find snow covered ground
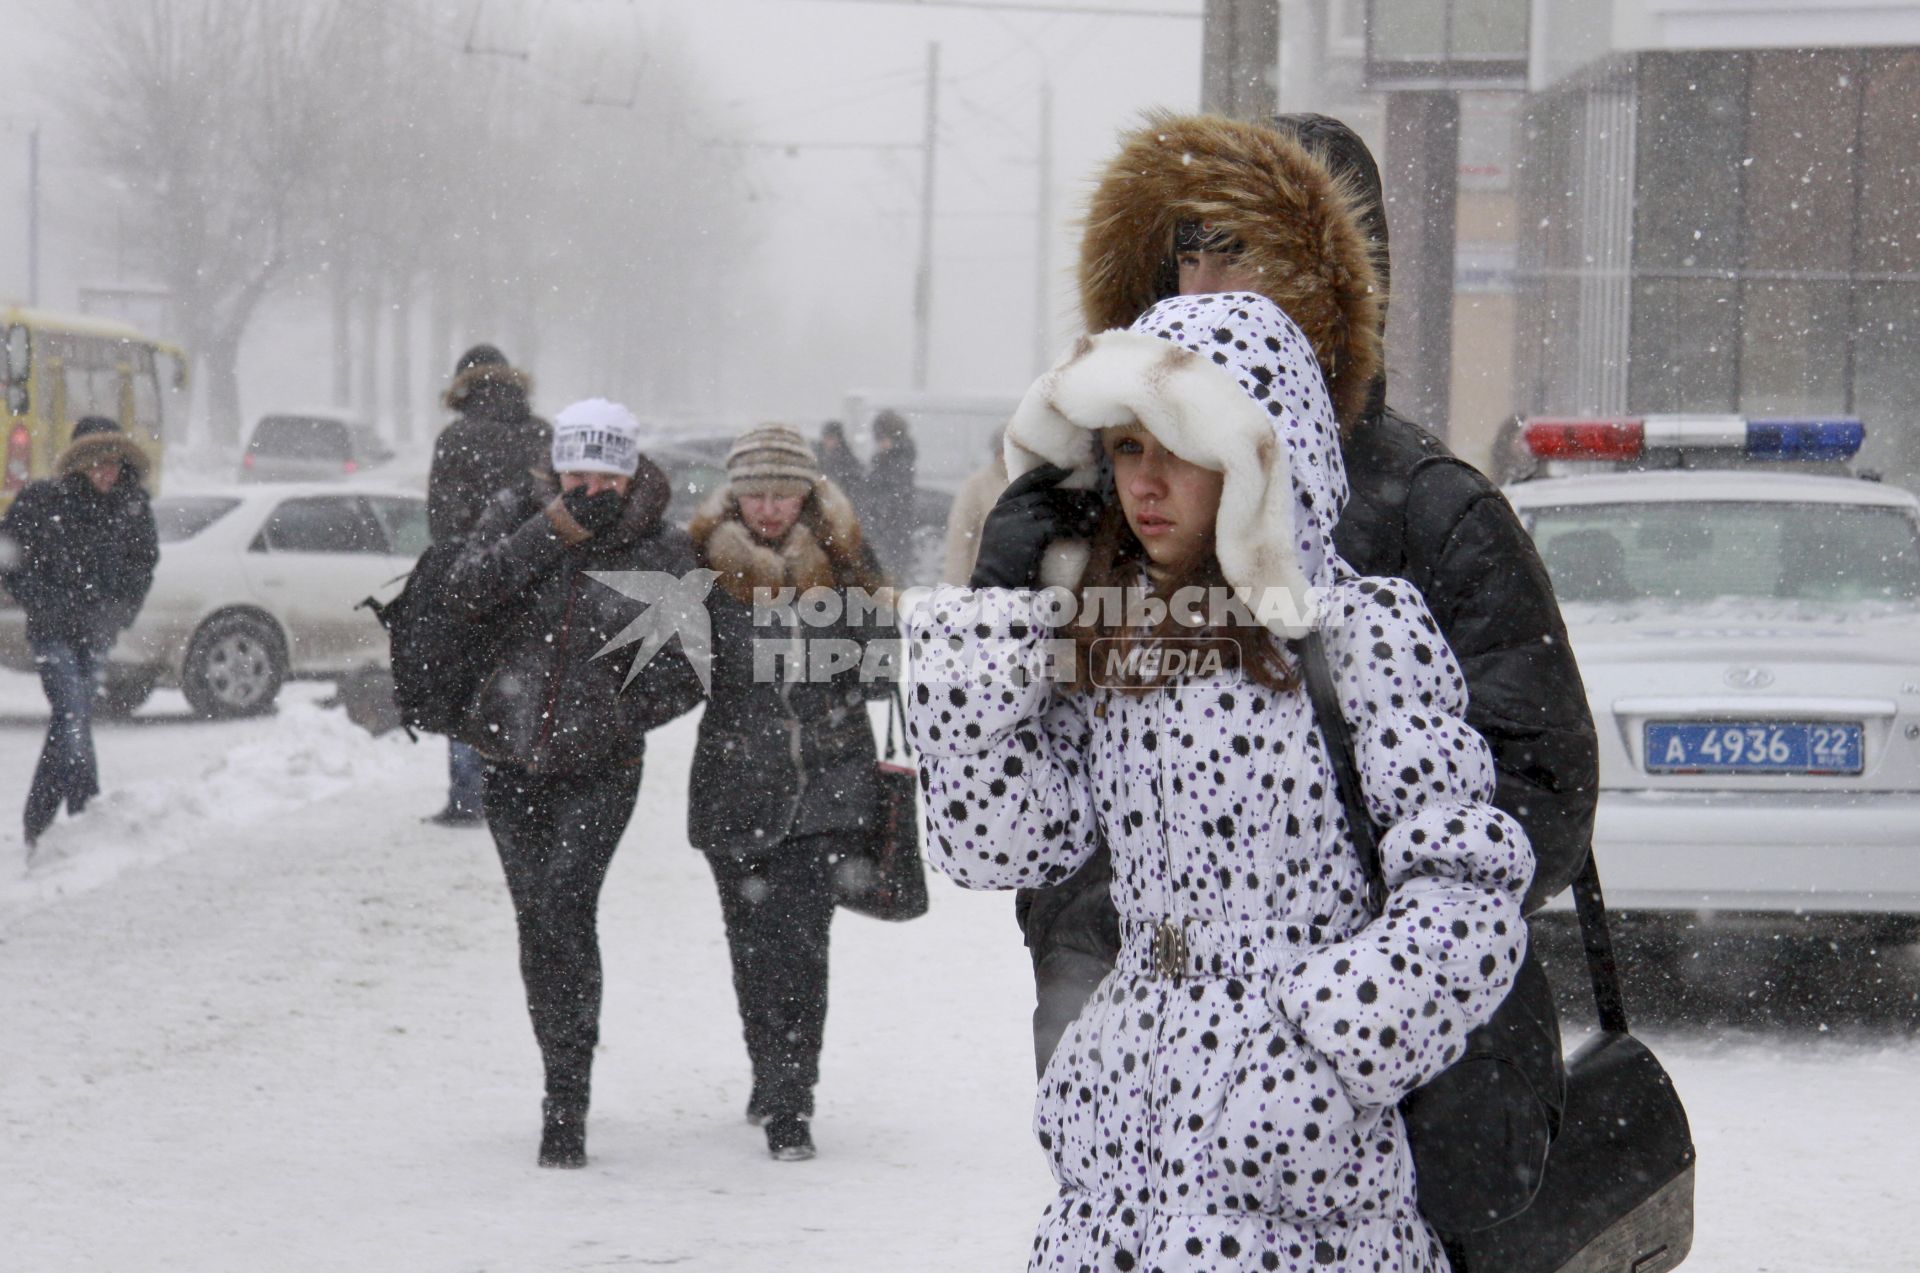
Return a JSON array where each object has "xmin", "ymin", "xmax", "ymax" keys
[{"xmin": 2, "ymin": 673, "xmax": 1916, "ymax": 1271}]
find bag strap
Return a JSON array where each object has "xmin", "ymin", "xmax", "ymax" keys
[
  {"xmin": 1293, "ymin": 630, "xmax": 1387, "ymax": 914},
  {"xmin": 884, "ymin": 681, "xmax": 907, "ymax": 761},
  {"xmin": 1293, "ymin": 630, "xmax": 1631, "ymax": 1036}
]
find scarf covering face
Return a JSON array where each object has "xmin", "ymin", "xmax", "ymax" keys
[{"xmin": 1003, "ymin": 291, "xmax": 1348, "ymax": 637}]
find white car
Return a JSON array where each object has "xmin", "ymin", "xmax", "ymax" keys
[
  {"xmin": 1506, "ymin": 417, "xmax": 1920, "ymax": 944},
  {"xmin": 0, "ymin": 483, "xmax": 427, "ymax": 717}
]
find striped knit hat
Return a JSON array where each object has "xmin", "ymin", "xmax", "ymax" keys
[{"xmin": 726, "ymin": 424, "xmax": 821, "ymax": 499}]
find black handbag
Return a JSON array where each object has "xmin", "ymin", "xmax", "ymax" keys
[
  {"xmin": 833, "ymin": 685, "xmax": 930, "ymax": 922},
  {"xmin": 1297, "ymin": 629, "xmax": 1695, "ymax": 1272}
]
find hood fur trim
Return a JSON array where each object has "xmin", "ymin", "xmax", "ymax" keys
[
  {"xmin": 57, "ymin": 431, "xmax": 151, "ymax": 482},
  {"xmin": 690, "ymin": 477, "xmax": 868, "ymax": 605},
  {"xmin": 1006, "ymin": 324, "xmax": 1324, "ymax": 639},
  {"xmin": 443, "ymin": 361, "xmax": 532, "ymax": 411},
  {"xmin": 1078, "ymin": 111, "xmax": 1383, "ymax": 429}
]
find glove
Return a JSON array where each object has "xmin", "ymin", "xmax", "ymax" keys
[
  {"xmin": 968, "ymin": 463, "xmax": 1103, "ymax": 590},
  {"xmin": 560, "ymin": 485, "xmax": 625, "ymax": 535}
]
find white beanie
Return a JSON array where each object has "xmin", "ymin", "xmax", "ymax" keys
[{"xmin": 551, "ymin": 398, "xmax": 643, "ymax": 477}]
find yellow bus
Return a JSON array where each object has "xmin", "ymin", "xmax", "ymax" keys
[{"xmin": 0, "ymin": 306, "xmax": 186, "ymax": 507}]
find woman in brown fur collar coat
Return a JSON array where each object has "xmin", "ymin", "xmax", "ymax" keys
[{"xmin": 687, "ymin": 425, "xmax": 894, "ymax": 1163}]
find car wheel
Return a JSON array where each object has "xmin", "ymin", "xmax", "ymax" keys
[
  {"xmin": 94, "ymin": 667, "xmax": 159, "ymax": 719},
  {"xmin": 181, "ymin": 613, "xmax": 286, "ymax": 718}
]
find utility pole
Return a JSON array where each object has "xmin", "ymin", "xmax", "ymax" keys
[
  {"xmin": 1200, "ymin": 0, "xmax": 1279, "ymax": 120},
  {"xmin": 27, "ymin": 124, "xmax": 40, "ymax": 306},
  {"xmin": 912, "ymin": 41, "xmax": 940, "ymax": 391},
  {"xmin": 1033, "ymin": 79, "xmax": 1054, "ymax": 376}
]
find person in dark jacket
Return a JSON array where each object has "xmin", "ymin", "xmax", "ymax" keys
[
  {"xmin": 1019, "ymin": 110, "xmax": 1599, "ymax": 1122},
  {"xmin": 815, "ymin": 420, "xmax": 866, "ymax": 500},
  {"xmin": 2, "ymin": 417, "xmax": 159, "ymax": 852},
  {"xmin": 687, "ymin": 425, "xmax": 894, "ymax": 1162},
  {"xmin": 426, "ymin": 344, "xmax": 552, "ymax": 825},
  {"xmin": 448, "ymin": 397, "xmax": 705, "ymax": 1168},
  {"xmin": 859, "ymin": 410, "xmax": 918, "ymax": 579}
]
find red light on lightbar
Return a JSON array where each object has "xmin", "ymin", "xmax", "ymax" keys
[{"xmin": 1524, "ymin": 418, "xmax": 1644, "ymax": 461}]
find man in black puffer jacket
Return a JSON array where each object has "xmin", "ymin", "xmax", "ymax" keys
[
  {"xmin": 449, "ymin": 398, "xmax": 706, "ymax": 1169},
  {"xmin": 1020, "ymin": 111, "xmax": 1599, "ymax": 1179},
  {"xmin": 425, "ymin": 344, "xmax": 553, "ymax": 825},
  {"xmin": 3, "ymin": 417, "xmax": 159, "ymax": 850}
]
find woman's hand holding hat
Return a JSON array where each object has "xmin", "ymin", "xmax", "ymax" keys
[{"xmin": 968, "ymin": 464, "xmax": 1103, "ymax": 591}]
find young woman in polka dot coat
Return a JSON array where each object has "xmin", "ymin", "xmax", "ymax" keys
[{"xmin": 908, "ymin": 292, "xmax": 1534, "ymax": 1272}]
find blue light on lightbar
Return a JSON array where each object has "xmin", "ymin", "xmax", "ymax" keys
[{"xmin": 1745, "ymin": 419, "xmax": 1864, "ymax": 461}]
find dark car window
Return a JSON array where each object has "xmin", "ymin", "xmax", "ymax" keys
[
  {"xmin": 248, "ymin": 416, "xmax": 351, "ymax": 461},
  {"xmin": 1528, "ymin": 501, "xmax": 1920, "ymax": 605},
  {"xmin": 153, "ymin": 497, "xmax": 241, "ymax": 543},
  {"xmin": 255, "ymin": 496, "xmax": 389, "ymax": 555},
  {"xmin": 366, "ymin": 496, "xmax": 430, "ymax": 557}
]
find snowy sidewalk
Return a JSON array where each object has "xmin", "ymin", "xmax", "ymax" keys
[
  {"xmin": 1, "ymin": 708, "xmax": 1047, "ymax": 1271},
  {"xmin": 2, "ymin": 695, "xmax": 1918, "ymax": 1270}
]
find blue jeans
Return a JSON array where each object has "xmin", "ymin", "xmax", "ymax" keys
[
  {"xmin": 26, "ymin": 638, "xmax": 100, "ymax": 841},
  {"xmin": 448, "ymin": 739, "xmax": 484, "ymax": 816}
]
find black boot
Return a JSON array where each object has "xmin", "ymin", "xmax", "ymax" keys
[
  {"xmin": 765, "ymin": 1115, "xmax": 815, "ymax": 1162},
  {"xmin": 538, "ymin": 1097, "xmax": 588, "ymax": 1168}
]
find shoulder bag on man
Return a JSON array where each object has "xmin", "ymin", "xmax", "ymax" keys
[{"xmin": 1298, "ymin": 629, "xmax": 1695, "ymax": 1273}]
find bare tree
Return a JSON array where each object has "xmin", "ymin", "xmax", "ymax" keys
[{"xmin": 63, "ymin": 0, "xmax": 350, "ymax": 445}]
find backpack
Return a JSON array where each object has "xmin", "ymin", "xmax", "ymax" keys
[{"xmin": 360, "ymin": 538, "xmax": 500, "ymax": 736}]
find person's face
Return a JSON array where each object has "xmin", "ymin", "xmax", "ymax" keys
[
  {"xmin": 1176, "ymin": 248, "xmax": 1259, "ymax": 296},
  {"xmin": 85, "ymin": 460, "xmax": 122, "ymax": 495},
  {"xmin": 1103, "ymin": 426, "xmax": 1223, "ymax": 574},
  {"xmin": 739, "ymin": 491, "xmax": 805, "ymax": 543},
  {"xmin": 558, "ymin": 472, "xmax": 631, "ymax": 498}
]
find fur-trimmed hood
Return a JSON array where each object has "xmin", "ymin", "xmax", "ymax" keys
[
  {"xmin": 443, "ymin": 361, "xmax": 533, "ymax": 416},
  {"xmin": 1078, "ymin": 111, "xmax": 1383, "ymax": 429},
  {"xmin": 1006, "ymin": 292, "xmax": 1347, "ymax": 639},
  {"xmin": 689, "ymin": 478, "xmax": 873, "ymax": 605},
  {"xmin": 56, "ymin": 430, "xmax": 151, "ymax": 483}
]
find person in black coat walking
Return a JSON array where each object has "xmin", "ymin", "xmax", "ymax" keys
[
  {"xmin": 1020, "ymin": 112, "xmax": 1598, "ymax": 1151},
  {"xmin": 859, "ymin": 410, "xmax": 918, "ymax": 579},
  {"xmin": 2, "ymin": 417, "xmax": 159, "ymax": 851},
  {"xmin": 687, "ymin": 425, "xmax": 894, "ymax": 1162},
  {"xmin": 426, "ymin": 344, "xmax": 553, "ymax": 825},
  {"xmin": 448, "ymin": 398, "xmax": 705, "ymax": 1168}
]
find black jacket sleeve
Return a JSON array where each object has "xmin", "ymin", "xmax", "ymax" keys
[
  {"xmin": 1398, "ymin": 457, "xmax": 1600, "ymax": 910},
  {"xmin": 109, "ymin": 489, "xmax": 160, "ymax": 628},
  {"xmin": 445, "ymin": 491, "xmax": 571, "ymax": 620},
  {"xmin": 427, "ymin": 426, "xmax": 480, "ymax": 544}
]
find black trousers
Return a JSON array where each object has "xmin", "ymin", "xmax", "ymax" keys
[
  {"xmin": 483, "ymin": 762, "xmax": 643, "ymax": 1105},
  {"xmin": 706, "ymin": 835, "xmax": 843, "ymax": 1122}
]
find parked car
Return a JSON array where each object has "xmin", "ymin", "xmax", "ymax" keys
[
  {"xmin": 0, "ymin": 483, "xmax": 427, "ymax": 717},
  {"xmin": 1505, "ymin": 416, "xmax": 1920, "ymax": 949},
  {"xmin": 241, "ymin": 412, "xmax": 394, "ymax": 482}
]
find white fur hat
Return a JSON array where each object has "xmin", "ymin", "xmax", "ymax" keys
[
  {"xmin": 551, "ymin": 398, "xmax": 644, "ymax": 477},
  {"xmin": 1002, "ymin": 292, "xmax": 1350, "ymax": 638}
]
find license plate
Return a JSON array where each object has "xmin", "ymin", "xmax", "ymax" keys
[{"xmin": 1644, "ymin": 721, "xmax": 1864, "ymax": 775}]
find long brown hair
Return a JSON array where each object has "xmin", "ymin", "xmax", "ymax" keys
[{"xmin": 1064, "ymin": 502, "xmax": 1297, "ymax": 695}]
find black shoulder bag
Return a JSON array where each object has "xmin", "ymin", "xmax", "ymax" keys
[
  {"xmin": 1297, "ymin": 629, "xmax": 1695, "ymax": 1273},
  {"xmin": 834, "ymin": 684, "xmax": 930, "ymax": 922}
]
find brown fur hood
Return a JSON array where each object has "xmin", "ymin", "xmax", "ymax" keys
[
  {"xmin": 689, "ymin": 479, "xmax": 876, "ymax": 605},
  {"xmin": 1078, "ymin": 111, "xmax": 1384, "ymax": 429},
  {"xmin": 56, "ymin": 430, "xmax": 151, "ymax": 483},
  {"xmin": 443, "ymin": 361, "xmax": 532, "ymax": 412}
]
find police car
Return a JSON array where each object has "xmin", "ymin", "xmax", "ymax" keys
[{"xmin": 1504, "ymin": 416, "xmax": 1920, "ymax": 945}]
